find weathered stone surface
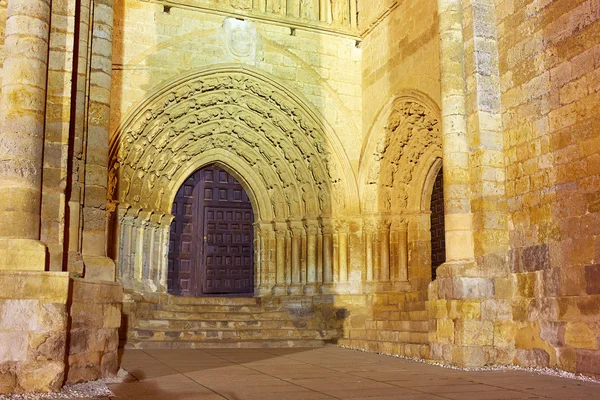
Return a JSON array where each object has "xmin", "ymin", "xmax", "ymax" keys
[
  {"xmin": 100, "ymin": 350, "xmax": 118, "ymax": 378},
  {"xmin": 0, "ymin": 366, "xmax": 17, "ymax": 394},
  {"xmin": 17, "ymin": 361, "xmax": 64, "ymax": 393},
  {"xmin": 585, "ymin": 264, "xmax": 600, "ymax": 295},
  {"xmin": 0, "ymin": 333, "xmax": 28, "ymax": 364},
  {"xmin": 0, "ymin": 300, "xmax": 38, "ymax": 331},
  {"xmin": 29, "ymin": 332, "xmax": 67, "ymax": 361}
]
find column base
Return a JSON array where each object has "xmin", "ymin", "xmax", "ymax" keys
[
  {"xmin": 0, "ymin": 238, "xmax": 47, "ymax": 271},
  {"xmin": 256, "ymin": 285, "xmax": 272, "ymax": 297},
  {"xmin": 287, "ymin": 283, "xmax": 303, "ymax": 295},
  {"xmin": 83, "ymin": 256, "xmax": 116, "ymax": 282},
  {"xmin": 319, "ymin": 283, "xmax": 336, "ymax": 294},
  {"xmin": 303, "ymin": 284, "xmax": 317, "ymax": 295},
  {"xmin": 272, "ymin": 284, "xmax": 288, "ymax": 296}
]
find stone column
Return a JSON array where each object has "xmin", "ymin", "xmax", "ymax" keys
[
  {"xmin": 287, "ymin": 0, "xmax": 300, "ymax": 17},
  {"xmin": 337, "ymin": 219, "xmax": 349, "ymax": 282},
  {"xmin": 431, "ymin": 0, "xmax": 507, "ymax": 368},
  {"xmin": 272, "ymin": 222, "xmax": 288, "ymax": 295},
  {"xmin": 288, "ymin": 221, "xmax": 304, "ymax": 294},
  {"xmin": 253, "ymin": 0, "xmax": 266, "ymax": 11},
  {"xmin": 320, "ymin": 217, "xmax": 334, "ymax": 293},
  {"xmin": 132, "ymin": 211, "xmax": 151, "ymax": 291},
  {"xmin": 363, "ymin": 217, "xmax": 376, "ymax": 282},
  {"xmin": 379, "ymin": 220, "xmax": 391, "ymax": 282},
  {"xmin": 253, "ymin": 223, "xmax": 262, "ymax": 294},
  {"xmin": 319, "ymin": 0, "xmax": 329, "ymax": 22},
  {"xmin": 390, "ymin": 219, "xmax": 408, "ymax": 282},
  {"xmin": 113, "ymin": 204, "xmax": 129, "ymax": 280},
  {"xmin": 0, "ymin": 0, "xmax": 52, "ymax": 270},
  {"xmin": 349, "ymin": 0, "xmax": 357, "ymax": 28},
  {"xmin": 304, "ymin": 220, "xmax": 319, "ymax": 294},
  {"xmin": 81, "ymin": 0, "xmax": 115, "ymax": 280},
  {"xmin": 258, "ymin": 222, "xmax": 275, "ymax": 296},
  {"xmin": 157, "ymin": 214, "xmax": 174, "ymax": 292}
]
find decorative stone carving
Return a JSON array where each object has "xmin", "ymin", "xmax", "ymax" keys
[
  {"xmin": 361, "ymin": 97, "xmax": 441, "ymax": 214},
  {"xmin": 109, "ymin": 69, "xmax": 357, "ymax": 220}
]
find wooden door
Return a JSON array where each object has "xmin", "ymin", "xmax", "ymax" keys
[
  {"xmin": 168, "ymin": 165, "xmax": 254, "ymax": 296},
  {"xmin": 168, "ymin": 171, "xmax": 202, "ymax": 296},
  {"xmin": 430, "ymin": 167, "xmax": 446, "ymax": 280}
]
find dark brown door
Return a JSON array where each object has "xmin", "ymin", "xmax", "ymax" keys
[
  {"xmin": 430, "ymin": 167, "xmax": 446, "ymax": 280},
  {"xmin": 168, "ymin": 171, "xmax": 202, "ymax": 296},
  {"xmin": 168, "ymin": 165, "xmax": 254, "ymax": 296}
]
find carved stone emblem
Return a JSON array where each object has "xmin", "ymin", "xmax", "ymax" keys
[{"xmin": 223, "ymin": 18, "xmax": 257, "ymax": 59}]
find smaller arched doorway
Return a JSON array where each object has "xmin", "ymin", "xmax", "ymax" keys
[
  {"xmin": 167, "ymin": 164, "xmax": 255, "ymax": 296},
  {"xmin": 430, "ymin": 167, "xmax": 445, "ymax": 280}
]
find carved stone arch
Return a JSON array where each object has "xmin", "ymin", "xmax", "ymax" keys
[
  {"xmin": 358, "ymin": 91, "xmax": 441, "ymax": 215},
  {"xmin": 408, "ymin": 148, "xmax": 443, "ymax": 213},
  {"xmin": 166, "ymin": 148, "xmax": 276, "ymax": 222},
  {"xmin": 109, "ymin": 64, "xmax": 359, "ymax": 218},
  {"xmin": 109, "ymin": 65, "xmax": 360, "ymax": 296}
]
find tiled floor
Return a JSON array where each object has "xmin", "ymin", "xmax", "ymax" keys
[{"xmin": 99, "ymin": 347, "xmax": 600, "ymax": 399}]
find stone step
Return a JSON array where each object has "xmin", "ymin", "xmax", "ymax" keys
[
  {"xmin": 149, "ymin": 309, "xmax": 291, "ymax": 321},
  {"xmin": 166, "ymin": 295, "xmax": 258, "ymax": 306},
  {"xmin": 128, "ymin": 328, "xmax": 339, "ymax": 341},
  {"xmin": 156, "ymin": 303, "xmax": 266, "ymax": 313},
  {"xmin": 123, "ymin": 339, "xmax": 327, "ymax": 350},
  {"xmin": 137, "ymin": 318, "xmax": 299, "ymax": 330}
]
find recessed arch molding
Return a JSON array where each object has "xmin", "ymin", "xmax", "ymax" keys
[{"xmin": 108, "ymin": 67, "xmax": 440, "ymax": 296}]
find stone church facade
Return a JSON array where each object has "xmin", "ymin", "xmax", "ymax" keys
[{"xmin": 0, "ymin": 0, "xmax": 599, "ymax": 393}]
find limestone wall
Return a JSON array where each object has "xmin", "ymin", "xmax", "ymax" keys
[
  {"xmin": 0, "ymin": 1, "xmax": 6, "ymax": 98},
  {"xmin": 361, "ymin": 0, "xmax": 440, "ymax": 134},
  {"xmin": 111, "ymin": 1, "xmax": 362, "ymax": 165},
  {"xmin": 0, "ymin": 271, "xmax": 70, "ymax": 393},
  {"xmin": 499, "ymin": 0, "xmax": 600, "ymax": 377},
  {"xmin": 67, "ymin": 279, "xmax": 122, "ymax": 384}
]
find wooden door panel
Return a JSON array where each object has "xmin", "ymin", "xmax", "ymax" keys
[
  {"xmin": 168, "ymin": 172, "xmax": 201, "ymax": 296},
  {"xmin": 168, "ymin": 165, "xmax": 254, "ymax": 296}
]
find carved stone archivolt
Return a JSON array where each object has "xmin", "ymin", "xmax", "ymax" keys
[
  {"xmin": 109, "ymin": 66, "xmax": 358, "ymax": 219},
  {"xmin": 360, "ymin": 95, "xmax": 442, "ymax": 215},
  {"xmin": 109, "ymin": 65, "xmax": 360, "ymax": 295}
]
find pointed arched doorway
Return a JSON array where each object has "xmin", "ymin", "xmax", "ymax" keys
[{"xmin": 167, "ymin": 164, "xmax": 255, "ymax": 296}]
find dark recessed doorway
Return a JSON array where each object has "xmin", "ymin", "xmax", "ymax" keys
[
  {"xmin": 430, "ymin": 167, "xmax": 446, "ymax": 280},
  {"xmin": 168, "ymin": 165, "xmax": 254, "ymax": 296}
]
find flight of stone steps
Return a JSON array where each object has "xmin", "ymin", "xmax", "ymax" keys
[{"xmin": 121, "ymin": 292, "xmax": 341, "ymax": 349}]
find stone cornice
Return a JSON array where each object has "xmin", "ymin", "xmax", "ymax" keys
[{"xmin": 140, "ymin": 0, "xmax": 361, "ymax": 40}]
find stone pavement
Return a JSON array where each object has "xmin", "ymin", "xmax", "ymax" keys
[{"xmin": 98, "ymin": 347, "xmax": 600, "ymax": 400}]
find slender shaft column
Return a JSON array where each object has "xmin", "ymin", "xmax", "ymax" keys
[
  {"xmin": 364, "ymin": 218, "xmax": 376, "ymax": 282},
  {"xmin": 288, "ymin": 221, "xmax": 303, "ymax": 295},
  {"xmin": 379, "ymin": 220, "xmax": 391, "ymax": 282},
  {"xmin": 133, "ymin": 211, "xmax": 151, "ymax": 289},
  {"xmin": 373, "ymin": 222, "xmax": 381, "ymax": 282},
  {"xmin": 272, "ymin": 222, "xmax": 288, "ymax": 295},
  {"xmin": 0, "ymin": 0, "xmax": 51, "ymax": 243},
  {"xmin": 350, "ymin": 0, "xmax": 357, "ymax": 28},
  {"xmin": 287, "ymin": 0, "xmax": 299, "ymax": 17},
  {"xmin": 397, "ymin": 225, "xmax": 408, "ymax": 281},
  {"xmin": 253, "ymin": 223, "xmax": 261, "ymax": 293},
  {"xmin": 66, "ymin": 0, "xmax": 92, "ymax": 274},
  {"xmin": 320, "ymin": 218, "xmax": 334, "ymax": 292},
  {"xmin": 258, "ymin": 222, "xmax": 275, "ymax": 296},
  {"xmin": 390, "ymin": 219, "xmax": 408, "ymax": 281},
  {"xmin": 337, "ymin": 220, "xmax": 349, "ymax": 282},
  {"xmin": 304, "ymin": 220, "xmax": 319, "ymax": 294},
  {"xmin": 253, "ymin": 0, "xmax": 265, "ymax": 11},
  {"xmin": 157, "ymin": 215, "xmax": 174, "ymax": 291},
  {"xmin": 82, "ymin": 0, "xmax": 114, "ymax": 257}
]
